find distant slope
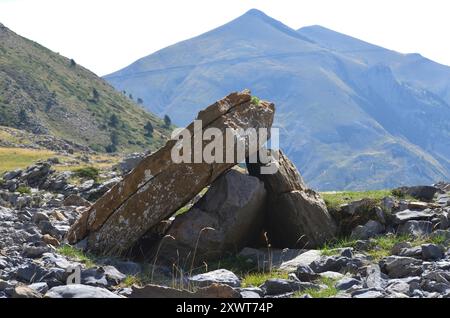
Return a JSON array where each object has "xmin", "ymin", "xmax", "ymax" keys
[
  {"xmin": 104, "ymin": 9, "xmax": 450, "ymax": 191},
  {"xmin": 0, "ymin": 23, "xmax": 170, "ymax": 153}
]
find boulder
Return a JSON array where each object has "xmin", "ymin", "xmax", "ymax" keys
[
  {"xmin": 247, "ymin": 150, "xmax": 336, "ymax": 248},
  {"xmin": 67, "ymin": 91, "xmax": 275, "ymax": 255},
  {"xmin": 351, "ymin": 220, "xmax": 384, "ymax": 240},
  {"xmin": 421, "ymin": 244, "xmax": 445, "ymax": 261},
  {"xmin": 393, "ymin": 186, "xmax": 439, "ymax": 201},
  {"xmin": 397, "ymin": 221, "xmax": 433, "ymax": 237},
  {"xmin": 158, "ymin": 170, "xmax": 266, "ymax": 264},
  {"xmin": 393, "ymin": 209, "xmax": 437, "ymax": 224},
  {"xmin": 188, "ymin": 269, "xmax": 241, "ymax": 288},
  {"xmin": 380, "ymin": 256, "xmax": 423, "ymax": 278}
]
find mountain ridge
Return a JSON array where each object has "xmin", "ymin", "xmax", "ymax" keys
[
  {"xmin": 0, "ymin": 22, "xmax": 171, "ymax": 153},
  {"xmin": 104, "ymin": 9, "xmax": 450, "ymax": 191}
]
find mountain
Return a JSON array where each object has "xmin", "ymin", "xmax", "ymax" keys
[
  {"xmin": 0, "ymin": 23, "xmax": 171, "ymax": 153},
  {"xmin": 104, "ymin": 9, "xmax": 450, "ymax": 191}
]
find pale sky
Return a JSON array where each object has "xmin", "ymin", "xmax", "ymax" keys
[{"xmin": 1, "ymin": 0, "xmax": 449, "ymax": 76}]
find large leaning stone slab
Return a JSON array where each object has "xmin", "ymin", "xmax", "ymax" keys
[
  {"xmin": 67, "ymin": 91, "xmax": 274, "ymax": 255},
  {"xmin": 248, "ymin": 150, "xmax": 336, "ymax": 248}
]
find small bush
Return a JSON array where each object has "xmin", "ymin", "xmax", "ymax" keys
[
  {"xmin": 17, "ymin": 186, "xmax": 31, "ymax": 195},
  {"xmin": 73, "ymin": 166, "xmax": 99, "ymax": 181},
  {"xmin": 251, "ymin": 96, "xmax": 260, "ymax": 105}
]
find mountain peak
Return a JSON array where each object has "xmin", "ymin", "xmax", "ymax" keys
[{"xmin": 243, "ymin": 8, "xmax": 269, "ymax": 18}]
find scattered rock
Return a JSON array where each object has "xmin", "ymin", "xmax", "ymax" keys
[
  {"xmin": 336, "ymin": 277, "xmax": 361, "ymax": 290},
  {"xmin": 188, "ymin": 269, "xmax": 241, "ymax": 288},
  {"xmin": 381, "ymin": 256, "xmax": 423, "ymax": 278},
  {"xmin": 393, "ymin": 186, "xmax": 439, "ymax": 202},
  {"xmin": 394, "ymin": 210, "xmax": 437, "ymax": 224},
  {"xmin": 12, "ymin": 285, "xmax": 42, "ymax": 298},
  {"xmin": 351, "ymin": 220, "xmax": 384, "ymax": 240},
  {"xmin": 421, "ymin": 244, "xmax": 444, "ymax": 261},
  {"xmin": 42, "ymin": 234, "xmax": 60, "ymax": 247},
  {"xmin": 397, "ymin": 221, "xmax": 433, "ymax": 237},
  {"xmin": 294, "ymin": 265, "xmax": 319, "ymax": 282},
  {"xmin": 63, "ymin": 195, "xmax": 91, "ymax": 207},
  {"xmin": 45, "ymin": 284, "xmax": 122, "ymax": 298}
]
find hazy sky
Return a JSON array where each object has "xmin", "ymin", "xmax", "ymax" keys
[{"xmin": 1, "ymin": 0, "xmax": 449, "ymax": 76}]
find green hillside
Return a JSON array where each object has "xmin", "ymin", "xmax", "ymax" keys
[{"xmin": 0, "ymin": 23, "xmax": 170, "ymax": 153}]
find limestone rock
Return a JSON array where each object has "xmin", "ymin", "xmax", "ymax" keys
[
  {"xmin": 67, "ymin": 91, "xmax": 274, "ymax": 255},
  {"xmin": 248, "ymin": 150, "xmax": 336, "ymax": 248},
  {"xmin": 158, "ymin": 170, "xmax": 266, "ymax": 264}
]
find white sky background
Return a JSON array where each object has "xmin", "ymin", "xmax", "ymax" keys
[{"xmin": 0, "ymin": 0, "xmax": 449, "ymax": 76}]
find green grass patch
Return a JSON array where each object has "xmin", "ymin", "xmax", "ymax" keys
[
  {"xmin": 17, "ymin": 186, "xmax": 31, "ymax": 195},
  {"xmin": 320, "ymin": 189, "xmax": 392, "ymax": 211},
  {"xmin": 320, "ymin": 237, "xmax": 358, "ymax": 256},
  {"xmin": 294, "ymin": 277, "xmax": 339, "ymax": 298},
  {"xmin": 56, "ymin": 244, "xmax": 97, "ymax": 268},
  {"xmin": 72, "ymin": 166, "xmax": 100, "ymax": 181},
  {"xmin": 241, "ymin": 271, "xmax": 289, "ymax": 288},
  {"xmin": 251, "ymin": 96, "xmax": 261, "ymax": 106}
]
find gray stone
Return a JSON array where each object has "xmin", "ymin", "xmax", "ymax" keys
[
  {"xmin": 398, "ymin": 246, "xmax": 422, "ymax": 258},
  {"xmin": 386, "ymin": 281, "xmax": 411, "ymax": 295},
  {"xmin": 240, "ymin": 287, "xmax": 263, "ymax": 298},
  {"xmin": 28, "ymin": 282, "xmax": 49, "ymax": 294},
  {"xmin": 421, "ymin": 244, "xmax": 444, "ymax": 261},
  {"xmin": 397, "ymin": 220, "xmax": 433, "ymax": 237},
  {"xmin": 3, "ymin": 169, "xmax": 22, "ymax": 181},
  {"xmin": 351, "ymin": 289, "xmax": 384, "ymax": 298},
  {"xmin": 81, "ymin": 268, "xmax": 108, "ymax": 287},
  {"xmin": 336, "ymin": 277, "xmax": 361, "ymax": 290},
  {"xmin": 102, "ymin": 265, "xmax": 126, "ymax": 285},
  {"xmin": 340, "ymin": 248, "xmax": 353, "ymax": 258},
  {"xmin": 161, "ymin": 170, "xmax": 267, "ymax": 264},
  {"xmin": 381, "ymin": 256, "xmax": 423, "ymax": 278},
  {"xmin": 248, "ymin": 149, "xmax": 336, "ymax": 248},
  {"xmin": 394, "ymin": 186, "xmax": 439, "ymax": 201},
  {"xmin": 188, "ymin": 269, "xmax": 241, "ymax": 288},
  {"xmin": 319, "ymin": 271, "xmax": 345, "ymax": 281},
  {"xmin": 278, "ymin": 250, "xmax": 322, "ymax": 272},
  {"xmin": 365, "ymin": 264, "xmax": 384, "ymax": 289},
  {"xmin": 351, "ymin": 220, "xmax": 384, "ymax": 240},
  {"xmin": 310, "ymin": 256, "xmax": 363, "ymax": 274},
  {"xmin": 394, "ymin": 210, "xmax": 437, "ymax": 224},
  {"xmin": 22, "ymin": 244, "xmax": 49, "ymax": 258},
  {"xmin": 45, "ymin": 284, "xmax": 122, "ymax": 298},
  {"xmin": 294, "ymin": 265, "xmax": 319, "ymax": 282},
  {"xmin": 391, "ymin": 242, "xmax": 412, "ymax": 255}
]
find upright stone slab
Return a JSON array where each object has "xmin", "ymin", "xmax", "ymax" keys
[
  {"xmin": 248, "ymin": 150, "xmax": 336, "ymax": 248},
  {"xmin": 67, "ymin": 91, "xmax": 275, "ymax": 255}
]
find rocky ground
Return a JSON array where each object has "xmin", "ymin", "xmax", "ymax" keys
[{"xmin": 1, "ymin": 155, "xmax": 450, "ymax": 298}]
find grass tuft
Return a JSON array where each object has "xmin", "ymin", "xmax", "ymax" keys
[
  {"xmin": 56, "ymin": 244, "xmax": 97, "ymax": 268},
  {"xmin": 241, "ymin": 271, "xmax": 289, "ymax": 288}
]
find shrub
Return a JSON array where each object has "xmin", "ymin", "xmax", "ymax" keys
[
  {"xmin": 73, "ymin": 166, "xmax": 99, "ymax": 181},
  {"xmin": 17, "ymin": 186, "xmax": 31, "ymax": 195}
]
